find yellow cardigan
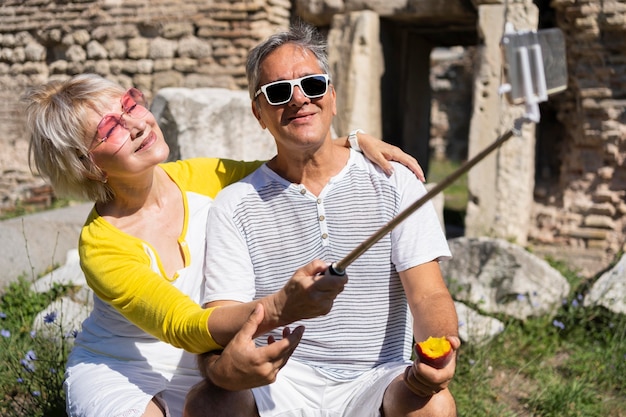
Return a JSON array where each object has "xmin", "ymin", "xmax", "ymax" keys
[{"xmin": 78, "ymin": 158, "xmax": 261, "ymax": 353}]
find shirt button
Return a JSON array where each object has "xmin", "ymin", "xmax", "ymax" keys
[
  {"xmin": 300, "ymin": 188, "xmax": 306, "ymax": 195},
  {"xmin": 317, "ymin": 198, "xmax": 322, "ymax": 204},
  {"xmin": 321, "ymin": 233, "xmax": 328, "ymax": 239},
  {"xmin": 319, "ymin": 215, "xmax": 325, "ymax": 221}
]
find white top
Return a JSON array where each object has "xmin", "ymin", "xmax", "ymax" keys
[
  {"xmin": 203, "ymin": 150, "xmax": 451, "ymax": 379},
  {"xmin": 74, "ymin": 190, "xmax": 210, "ymax": 363},
  {"xmin": 66, "ymin": 189, "xmax": 212, "ymax": 417}
]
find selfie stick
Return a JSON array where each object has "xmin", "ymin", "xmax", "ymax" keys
[{"xmin": 329, "ymin": 24, "xmax": 553, "ymax": 276}]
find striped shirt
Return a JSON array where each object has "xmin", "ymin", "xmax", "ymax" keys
[{"xmin": 204, "ymin": 150, "xmax": 450, "ymax": 380}]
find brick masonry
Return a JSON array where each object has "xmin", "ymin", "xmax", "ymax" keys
[
  {"xmin": 0, "ymin": 0, "xmax": 624, "ymax": 276},
  {"xmin": 530, "ymin": 0, "xmax": 626, "ymax": 274},
  {"xmin": 0, "ymin": 0, "xmax": 290, "ymax": 214}
]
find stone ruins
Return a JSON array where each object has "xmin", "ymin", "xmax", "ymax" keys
[{"xmin": 0, "ymin": 0, "xmax": 624, "ymax": 277}]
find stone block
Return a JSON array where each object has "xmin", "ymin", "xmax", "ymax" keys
[
  {"xmin": 128, "ymin": 37, "xmax": 149, "ymax": 59},
  {"xmin": 441, "ymin": 237, "xmax": 570, "ymax": 320},
  {"xmin": 151, "ymin": 87, "xmax": 277, "ymax": 162},
  {"xmin": 86, "ymin": 40, "xmax": 108, "ymax": 60},
  {"xmin": 566, "ymin": 226, "xmax": 608, "ymax": 240},
  {"xmin": 583, "ymin": 214, "xmax": 615, "ymax": 229}
]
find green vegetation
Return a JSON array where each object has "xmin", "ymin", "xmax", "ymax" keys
[
  {"xmin": 428, "ymin": 158, "xmax": 468, "ymax": 232},
  {"xmin": 428, "ymin": 158, "xmax": 469, "ymax": 213},
  {"xmin": 0, "ymin": 277, "xmax": 72, "ymax": 417},
  {"xmin": 0, "ymin": 198, "xmax": 74, "ymax": 221},
  {"xmin": 451, "ymin": 292, "xmax": 626, "ymax": 416}
]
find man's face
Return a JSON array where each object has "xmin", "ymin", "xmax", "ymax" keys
[{"xmin": 252, "ymin": 43, "xmax": 337, "ymax": 152}]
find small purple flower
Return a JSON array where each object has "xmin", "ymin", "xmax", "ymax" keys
[
  {"xmin": 25, "ymin": 350, "xmax": 37, "ymax": 361},
  {"xmin": 571, "ymin": 298, "xmax": 579, "ymax": 308},
  {"xmin": 20, "ymin": 359, "xmax": 35, "ymax": 373},
  {"xmin": 516, "ymin": 294, "xmax": 526, "ymax": 301},
  {"xmin": 16, "ymin": 377, "xmax": 23, "ymax": 383},
  {"xmin": 458, "ymin": 320, "xmax": 465, "ymax": 327},
  {"xmin": 44, "ymin": 311, "xmax": 58, "ymax": 324},
  {"xmin": 0, "ymin": 312, "xmax": 6, "ymax": 319},
  {"xmin": 468, "ymin": 359, "xmax": 476, "ymax": 366},
  {"xmin": 552, "ymin": 319, "xmax": 565, "ymax": 330},
  {"xmin": 1, "ymin": 329, "xmax": 10, "ymax": 338},
  {"xmin": 32, "ymin": 391, "xmax": 41, "ymax": 397},
  {"xmin": 30, "ymin": 330, "xmax": 36, "ymax": 338}
]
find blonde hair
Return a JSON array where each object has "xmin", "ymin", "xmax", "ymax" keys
[{"xmin": 22, "ymin": 74, "xmax": 126, "ymax": 202}]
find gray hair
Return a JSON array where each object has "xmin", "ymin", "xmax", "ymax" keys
[
  {"xmin": 22, "ymin": 73, "xmax": 125, "ymax": 202},
  {"xmin": 246, "ymin": 22, "xmax": 330, "ymax": 100}
]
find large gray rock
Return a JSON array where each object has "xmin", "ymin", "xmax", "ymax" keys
[
  {"xmin": 454, "ymin": 301, "xmax": 504, "ymax": 345},
  {"xmin": 151, "ymin": 87, "xmax": 277, "ymax": 162},
  {"xmin": 441, "ymin": 237, "xmax": 570, "ymax": 320},
  {"xmin": 584, "ymin": 254, "xmax": 626, "ymax": 315}
]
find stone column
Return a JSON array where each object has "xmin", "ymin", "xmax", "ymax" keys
[
  {"xmin": 328, "ymin": 10, "xmax": 383, "ymax": 138},
  {"xmin": 464, "ymin": 3, "xmax": 538, "ymax": 245}
]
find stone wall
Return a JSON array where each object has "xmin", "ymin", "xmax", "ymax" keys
[
  {"xmin": 530, "ymin": 0, "xmax": 626, "ymax": 275},
  {"xmin": 1, "ymin": 0, "xmax": 624, "ymax": 278},
  {"xmin": 0, "ymin": 0, "xmax": 290, "ymax": 214}
]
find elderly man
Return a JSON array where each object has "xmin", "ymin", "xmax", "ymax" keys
[{"xmin": 200, "ymin": 23, "xmax": 459, "ymax": 417}]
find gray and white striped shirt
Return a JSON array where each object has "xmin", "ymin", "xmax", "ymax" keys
[{"xmin": 204, "ymin": 150, "xmax": 450, "ymax": 379}]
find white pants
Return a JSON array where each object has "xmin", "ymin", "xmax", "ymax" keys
[
  {"xmin": 64, "ymin": 346, "xmax": 202, "ymax": 417},
  {"xmin": 252, "ymin": 360, "xmax": 411, "ymax": 417}
]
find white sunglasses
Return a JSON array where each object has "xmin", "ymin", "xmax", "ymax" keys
[{"xmin": 254, "ymin": 74, "xmax": 330, "ymax": 105}]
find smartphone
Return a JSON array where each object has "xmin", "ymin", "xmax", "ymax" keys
[{"xmin": 501, "ymin": 28, "xmax": 567, "ymax": 104}]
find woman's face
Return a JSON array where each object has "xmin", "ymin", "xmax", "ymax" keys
[{"xmin": 85, "ymin": 88, "xmax": 170, "ymax": 180}]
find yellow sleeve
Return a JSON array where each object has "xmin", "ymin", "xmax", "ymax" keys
[
  {"xmin": 79, "ymin": 209, "xmax": 222, "ymax": 354},
  {"xmin": 78, "ymin": 158, "xmax": 263, "ymax": 354}
]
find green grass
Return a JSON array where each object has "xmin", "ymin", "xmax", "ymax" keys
[
  {"xmin": 0, "ymin": 196, "xmax": 81, "ymax": 221},
  {"xmin": 428, "ymin": 158, "xmax": 469, "ymax": 213},
  {"xmin": 0, "ymin": 276, "xmax": 72, "ymax": 417},
  {"xmin": 450, "ymin": 264, "xmax": 626, "ymax": 417}
]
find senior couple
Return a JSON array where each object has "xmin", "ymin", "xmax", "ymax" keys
[{"xmin": 23, "ymin": 22, "xmax": 458, "ymax": 417}]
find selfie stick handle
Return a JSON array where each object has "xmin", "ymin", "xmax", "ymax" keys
[{"xmin": 329, "ymin": 126, "xmax": 521, "ymax": 276}]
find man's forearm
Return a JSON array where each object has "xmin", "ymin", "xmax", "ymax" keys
[
  {"xmin": 206, "ymin": 298, "xmax": 282, "ymax": 347},
  {"xmin": 412, "ymin": 290, "xmax": 459, "ymax": 343}
]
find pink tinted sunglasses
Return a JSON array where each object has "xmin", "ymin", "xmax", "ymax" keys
[{"xmin": 88, "ymin": 88, "xmax": 148, "ymax": 153}]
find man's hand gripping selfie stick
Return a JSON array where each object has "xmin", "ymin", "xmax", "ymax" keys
[{"xmin": 329, "ymin": 25, "xmax": 567, "ymax": 276}]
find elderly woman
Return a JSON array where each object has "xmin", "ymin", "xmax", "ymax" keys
[{"xmin": 22, "ymin": 73, "xmax": 423, "ymax": 417}]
